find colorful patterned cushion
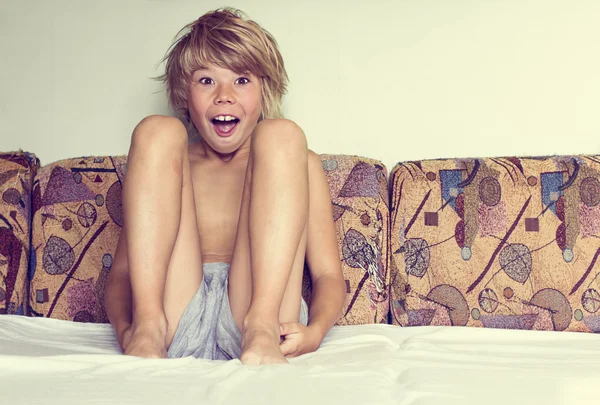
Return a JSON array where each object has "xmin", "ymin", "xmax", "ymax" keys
[
  {"xmin": 29, "ymin": 156, "xmax": 126, "ymax": 322},
  {"xmin": 304, "ymin": 155, "xmax": 389, "ymax": 325},
  {"xmin": 29, "ymin": 154, "xmax": 390, "ymax": 325},
  {"xmin": 389, "ymin": 156, "xmax": 600, "ymax": 332},
  {"xmin": 0, "ymin": 152, "xmax": 39, "ymax": 315}
]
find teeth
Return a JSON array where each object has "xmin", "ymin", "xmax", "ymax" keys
[{"xmin": 214, "ymin": 115, "xmax": 236, "ymax": 121}]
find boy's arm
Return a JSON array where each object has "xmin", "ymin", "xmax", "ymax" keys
[
  {"xmin": 304, "ymin": 151, "xmax": 346, "ymax": 341},
  {"xmin": 105, "ymin": 231, "xmax": 133, "ymax": 348}
]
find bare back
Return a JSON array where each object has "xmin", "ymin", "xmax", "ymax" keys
[{"xmin": 187, "ymin": 142, "xmax": 249, "ymax": 264}]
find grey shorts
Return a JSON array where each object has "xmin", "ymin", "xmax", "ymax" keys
[{"xmin": 167, "ymin": 262, "xmax": 309, "ymax": 360}]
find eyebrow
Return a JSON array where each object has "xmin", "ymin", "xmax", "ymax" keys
[{"xmin": 193, "ymin": 69, "xmax": 254, "ymax": 77}]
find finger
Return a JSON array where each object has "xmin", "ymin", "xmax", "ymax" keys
[
  {"xmin": 280, "ymin": 322, "xmax": 300, "ymax": 336},
  {"xmin": 279, "ymin": 339, "xmax": 297, "ymax": 357}
]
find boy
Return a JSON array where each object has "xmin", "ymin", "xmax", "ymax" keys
[{"xmin": 105, "ymin": 8, "xmax": 346, "ymax": 365}]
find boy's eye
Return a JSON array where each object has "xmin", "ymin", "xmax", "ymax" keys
[
  {"xmin": 199, "ymin": 77, "xmax": 214, "ymax": 85},
  {"xmin": 236, "ymin": 77, "xmax": 250, "ymax": 85}
]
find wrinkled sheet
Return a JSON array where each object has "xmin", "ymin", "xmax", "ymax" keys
[{"xmin": 1, "ymin": 316, "xmax": 600, "ymax": 405}]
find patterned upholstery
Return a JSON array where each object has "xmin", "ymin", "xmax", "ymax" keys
[
  {"xmin": 29, "ymin": 156, "xmax": 126, "ymax": 322},
  {"xmin": 0, "ymin": 152, "xmax": 39, "ymax": 315},
  {"xmin": 29, "ymin": 154, "xmax": 389, "ymax": 325},
  {"xmin": 306, "ymin": 155, "xmax": 389, "ymax": 325},
  {"xmin": 389, "ymin": 156, "xmax": 600, "ymax": 332}
]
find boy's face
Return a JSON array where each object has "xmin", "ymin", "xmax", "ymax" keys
[{"xmin": 187, "ymin": 64, "xmax": 262, "ymax": 155}]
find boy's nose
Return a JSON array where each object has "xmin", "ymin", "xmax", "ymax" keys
[{"xmin": 215, "ymin": 86, "xmax": 235, "ymax": 104}]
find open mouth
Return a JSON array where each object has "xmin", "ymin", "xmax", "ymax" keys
[{"xmin": 211, "ymin": 115, "xmax": 240, "ymax": 137}]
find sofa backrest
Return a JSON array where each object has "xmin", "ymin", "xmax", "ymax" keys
[
  {"xmin": 0, "ymin": 152, "xmax": 39, "ymax": 315},
  {"xmin": 27, "ymin": 154, "xmax": 390, "ymax": 325},
  {"xmin": 19, "ymin": 151, "xmax": 600, "ymax": 332},
  {"xmin": 389, "ymin": 155, "xmax": 600, "ymax": 332},
  {"xmin": 317, "ymin": 154, "xmax": 390, "ymax": 325},
  {"xmin": 29, "ymin": 156, "xmax": 126, "ymax": 321}
]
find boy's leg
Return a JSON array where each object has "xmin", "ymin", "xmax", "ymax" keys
[
  {"xmin": 122, "ymin": 115, "xmax": 203, "ymax": 358},
  {"xmin": 228, "ymin": 119, "xmax": 309, "ymax": 365}
]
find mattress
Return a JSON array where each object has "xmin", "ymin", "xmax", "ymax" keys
[{"xmin": 1, "ymin": 316, "xmax": 599, "ymax": 405}]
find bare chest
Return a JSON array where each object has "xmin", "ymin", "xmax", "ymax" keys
[{"xmin": 189, "ymin": 158, "xmax": 247, "ymax": 262}]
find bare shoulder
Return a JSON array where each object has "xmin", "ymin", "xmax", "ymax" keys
[
  {"xmin": 306, "ymin": 150, "xmax": 330, "ymax": 198},
  {"xmin": 307, "ymin": 149, "xmax": 324, "ymax": 173},
  {"xmin": 307, "ymin": 149, "xmax": 320, "ymax": 160},
  {"xmin": 307, "ymin": 150, "xmax": 331, "ymax": 201}
]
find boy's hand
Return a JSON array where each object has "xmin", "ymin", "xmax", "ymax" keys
[{"xmin": 279, "ymin": 322, "xmax": 321, "ymax": 358}]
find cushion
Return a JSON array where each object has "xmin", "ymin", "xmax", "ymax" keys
[
  {"xmin": 0, "ymin": 151, "xmax": 39, "ymax": 315},
  {"xmin": 389, "ymin": 155, "xmax": 600, "ymax": 332},
  {"xmin": 29, "ymin": 156, "xmax": 126, "ymax": 322},
  {"xmin": 304, "ymin": 155, "xmax": 390, "ymax": 325},
  {"xmin": 29, "ymin": 154, "xmax": 390, "ymax": 325}
]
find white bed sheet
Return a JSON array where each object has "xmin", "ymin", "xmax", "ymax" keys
[{"xmin": 1, "ymin": 316, "xmax": 600, "ymax": 405}]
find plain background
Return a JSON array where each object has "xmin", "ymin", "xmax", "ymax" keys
[{"xmin": 1, "ymin": 0, "xmax": 598, "ymax": 171}]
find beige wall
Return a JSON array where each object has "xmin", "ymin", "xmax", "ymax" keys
[{"xmin": 1, "ymin": 0, "xmax": 599, "ymax": 171}]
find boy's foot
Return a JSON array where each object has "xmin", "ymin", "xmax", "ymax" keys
[
  {"xmin": 124, "ymin": 321, "xmax": 168, "ymax": 359},
  {"xmin": 240, "ymin": 320, "xmax": 287, "ymax": 365}
]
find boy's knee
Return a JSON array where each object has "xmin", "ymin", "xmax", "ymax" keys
[
  {"xmin": 252, "ymin": 118, "xmax": 307, "ymax": 156},
  {"xmin": 131, "ymin": 115, "xmax": 188, "ymax": 151}
]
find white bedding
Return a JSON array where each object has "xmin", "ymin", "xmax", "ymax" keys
[{"xmin": 1, "ymin": 316, "xmax": 600, "ymax": 405}]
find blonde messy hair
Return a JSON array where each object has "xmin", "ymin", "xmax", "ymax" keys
[{"xmin": 157, "ymin": 8, "xmax": 288, "ymax": 123}]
